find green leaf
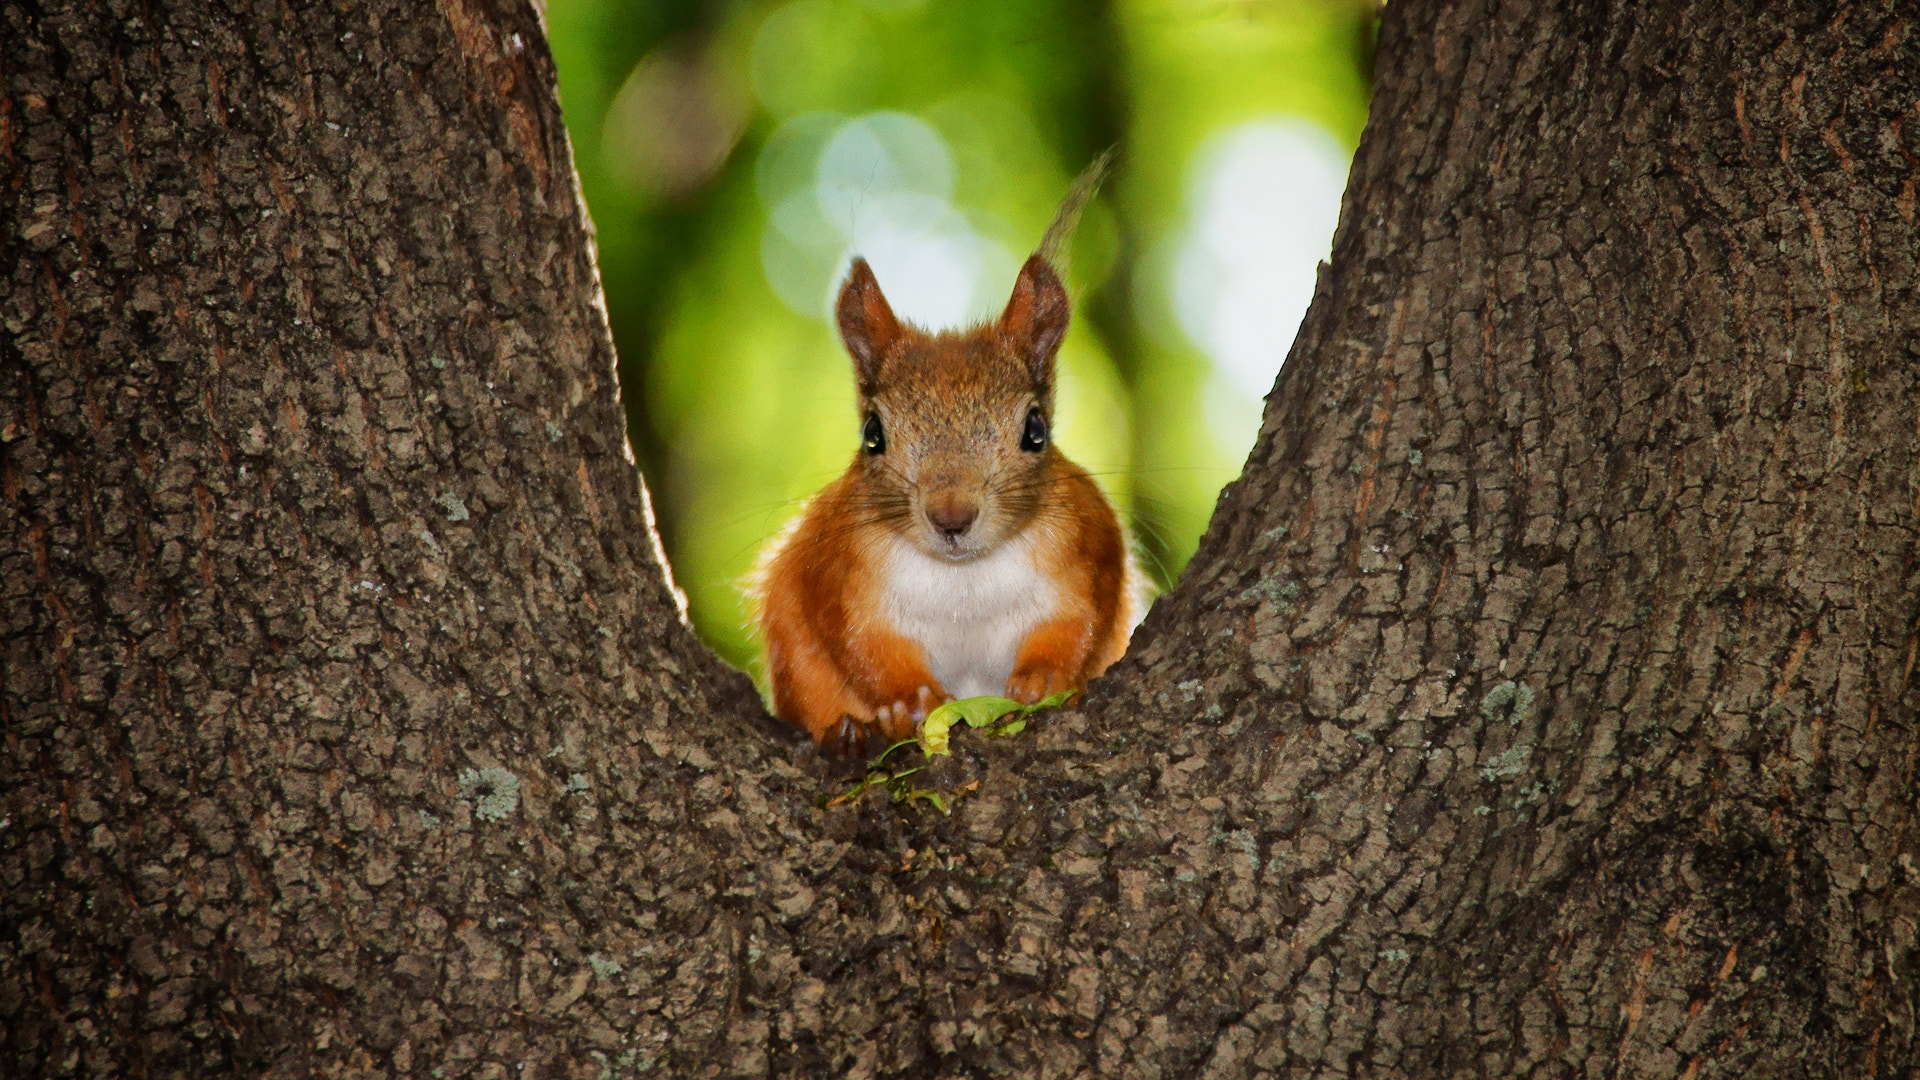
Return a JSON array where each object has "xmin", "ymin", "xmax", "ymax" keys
[
  {"xmin": 958, "ymin": 696, "xmax": 1027, "ymax": 728},
  {"xmin": 1023, "ymin": 690, "xmax": 1077, "ymax": 715},
  {"xmin": 919, "ymin": 711, "xmax": 954, "ymax": 757},
  {"xmin": 829, "ymin": 690, "xmax": 1084, "ymax": 811},
  {"xmin": 918, "ymin": 692, "xmax": 1082, "ymax": 755},
  {"xmin": 920, "ymin": 696, "xmax": 1020, "ymax": 756},
  {"xmin": 894, "ymin": 786, "xmax": 948, "ymax": 814}
]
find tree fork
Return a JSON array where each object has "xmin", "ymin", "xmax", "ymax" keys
[{"xmin": 3, "ymin": 0, "xmax": 1916, "ymax": 1077}]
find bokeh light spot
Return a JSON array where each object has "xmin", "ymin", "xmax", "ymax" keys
[
  {"xmin": 816, "ymin": 111, "xmax": 955, "ymax": 227},
  {"xmin": 600, "ymin": 44, "xmax": 745, "ymax": 201},
  {"xmin": 758, "ymin": 110, "xmax": 1013, "ymax": 328},
  {"xmin": 1174, "ymin": 119, "xmax": 1350, "ymax": 401}
]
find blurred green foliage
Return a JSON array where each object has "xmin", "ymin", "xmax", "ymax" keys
[{"xmin": 544, "ymin": 0, "xmax": 1374, "ymax": 677}]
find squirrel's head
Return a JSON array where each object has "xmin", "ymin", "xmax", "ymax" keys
[{"xmin": 835, "ymin": 255, "xmax": 1071, "ymax": 562}]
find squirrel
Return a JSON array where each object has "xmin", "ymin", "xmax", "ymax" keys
[{"xmin": 750, "ymin": 153, "xmax": 1140, "ymax": 755}]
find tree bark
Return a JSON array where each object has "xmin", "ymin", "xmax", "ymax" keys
[{"xmin": 4, "ymin": 1, "xmax": 1916, "ymax": 1078}]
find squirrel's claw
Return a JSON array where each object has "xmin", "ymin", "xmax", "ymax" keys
[
  {"xmin": 825, "ymin": 715, "xmax": 870, "ymax": 758},
  {"xmin": 915, "ymin": 684, "xmax": 951, "ymax": 720},
  {"xmin": 874, "ymin": 685, "xmax": 947, "ymax": 742},
  {"xmin": 1006, "ymin": 667, "xmax": 1070, "ymax": 705},
  {"xmin": 902, "ymin": 684, "xmax": 943, "ymax": 723}
]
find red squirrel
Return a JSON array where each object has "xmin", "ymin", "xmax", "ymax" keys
[{"xmin": 751, "ymin": 162, "xmax": 1139, "ymax": 755}]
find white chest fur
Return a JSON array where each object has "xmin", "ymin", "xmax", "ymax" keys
[{"xmin": 876, "ymin": 534, "xmax": 1057, "ymax": 699}]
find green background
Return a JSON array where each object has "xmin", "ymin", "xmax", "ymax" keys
[{"xmin": 544, "ymin": 0, "xmax": 1375, "ymax": 677}]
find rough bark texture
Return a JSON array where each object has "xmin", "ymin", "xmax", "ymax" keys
[{"xmin": 3, "ymin": 1, "xmax": 1917, "ymax": 1078}]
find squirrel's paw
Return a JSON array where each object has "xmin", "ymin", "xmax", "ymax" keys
[
  {"xmin": 823, "ymin": 715, "xmax": 873, "ymax": 758},
  {"xmin": 873, "ymin": 686, "xmax": 946, "ymax": 742},
  {"xmin": 1005, "ymin": 667, "xmax": 1073, "ymax": 705}
]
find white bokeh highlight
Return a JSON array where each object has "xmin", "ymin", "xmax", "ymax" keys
[
  {"xmin": 759, "ymin": 111, "xmax": 1013, "ymax": 329},
  {"xmin": 1173, "ymin": 119, "xmax": 1350, "ymax": 402}
]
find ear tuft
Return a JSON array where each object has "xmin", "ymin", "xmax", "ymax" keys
[
  {"xmin": 998, "ymin": 256, "xmax": 1070, "ymax": 392},
  {"xmin": 836, "ymin": 259, "xmax": 900, "ymax": 393}
]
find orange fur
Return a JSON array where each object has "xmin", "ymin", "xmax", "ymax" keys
[
  {"xmin": 1007, "ymin": 467, "xmax": 1132, "ymax": 702},
  {"xmin": 751, "ymin": 249, "xmax": 1138, "ymax": 754}
]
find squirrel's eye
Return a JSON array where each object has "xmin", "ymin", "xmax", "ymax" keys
[
  {"xmin": 862, "ymin": 414, "xmax": 887, "ymax": 455},
  {"xmin": 1020, "ymin": 407, "xmax": 1048, "ymax": 453}
]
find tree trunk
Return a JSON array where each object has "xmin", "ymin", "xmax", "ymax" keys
[{"xmin": 4, "ymin": 0, "xmax": 1915, "ymax": 1077}]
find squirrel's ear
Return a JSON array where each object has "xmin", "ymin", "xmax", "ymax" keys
[
  {"xmin": 836, "ymin": 258, "xmax": 900, "ymax": 393},
  {"xmin": 998, "ymin": 255, "xmax": 1070, "ymax": 392}
]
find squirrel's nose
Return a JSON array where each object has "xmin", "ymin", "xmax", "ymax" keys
[{"xmin": 927, "ymin": 499, "xmax": 978, "ymax": 541}]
